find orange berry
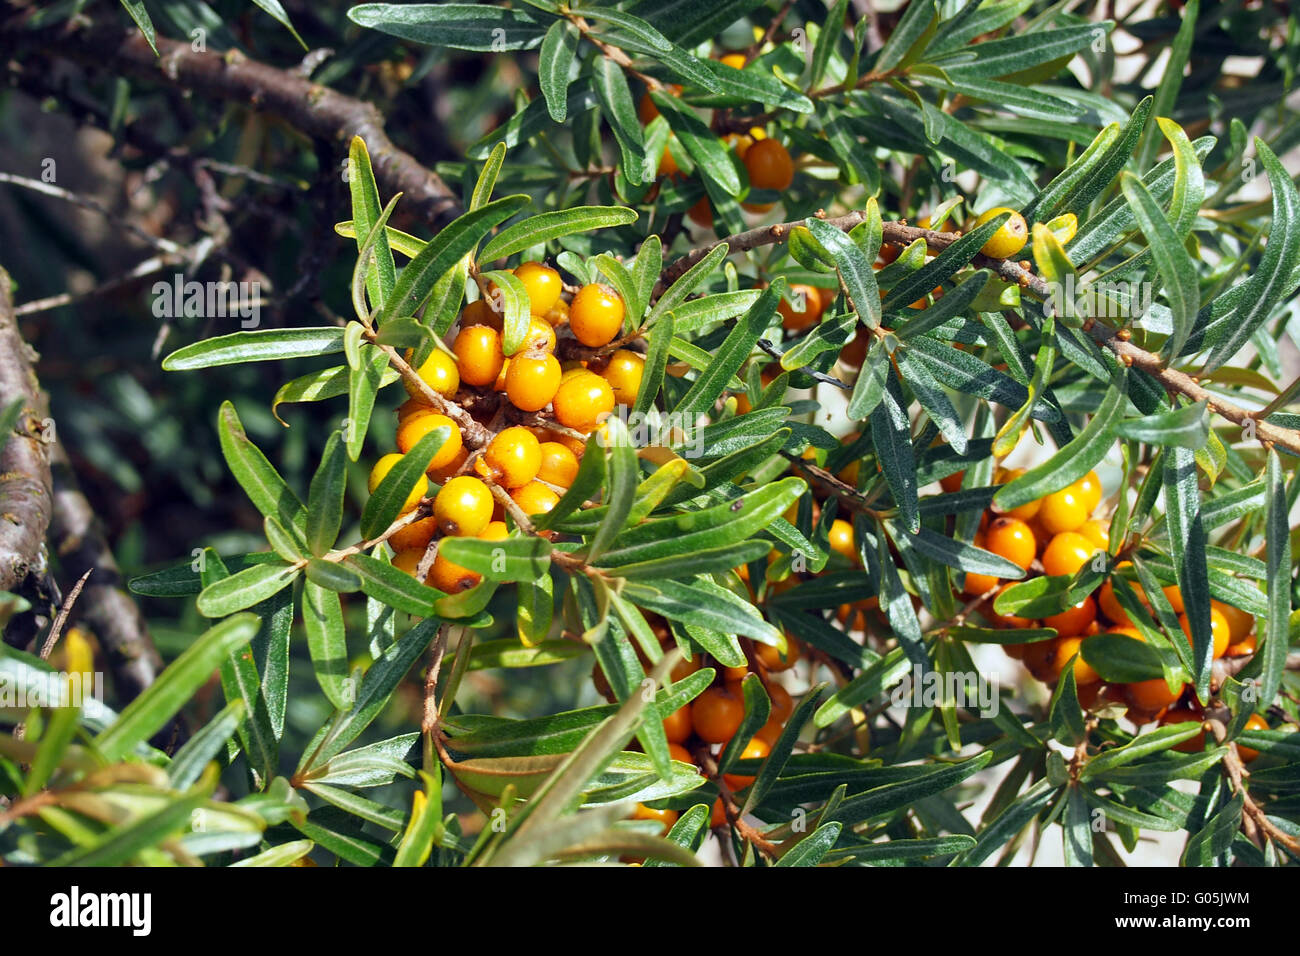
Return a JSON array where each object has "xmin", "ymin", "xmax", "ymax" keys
[
  {"xmin": 719, "ymin": 52, "xmax": 747, "ymax": 69},
  {"xmin": 504, "ymin": 351, "xmax": 562, "ymax": 411},
  {"xmin": 483, "ymin": 426, "xmax": 542, "ymax": 488},
  {"xmin": 1053, "ymin": 636, "xmax": 1100, "ymax": 685},
  {"xmin": 429, "ymin": 445, "xmax": 470, "ymax": 483},
  {"xmin": 778, "ymin": 283, "xmax": 825, "ymax": 331},
  {"xmin": 756, "ymin": 636, "xmax": 800, "ymax": 672},
  {"xmin": 428, "ymin": 550, "xmax": 480, "ymax": 593},
  {"xmin": 972, "ymin": 207, "xmax": 1028, "ymax": 259},
  {"xmin": 710, "ymin": 797, "xmax": 728, "ymax": 827},
  {"xmin": 404, "ymin": 348, "xmax": 460, "ymax": 399},
  {"xmin": 479, "ymin": 520, "xmax": 509, "ymax": 542},
  {"xmin": 1127, "ymin": 678, "xmax": 1182, "ymax": 715},
  {"xmin": 993, "ymin": 468, "xmax": 1041, "ymax": 521},
  {"xmin": 691, "ymin": 685, "xmax": 745, "ymax": 743},
  {"xmin": 984, "ymin": 516, "xmax": 1036, "ymax": 571},
  {"xmin": 1239, "ymin": 713, "xmax": 1269, "ymax": 762},
  {"xmin": 658, "ymin": 143, "xmax": 680, "ymax": 178},
  {"xmin": 939, "ymin": 470, "xmax": 965, "ymax": 494},
  {"xmin": 723, "ymin": 736, "xmax": 770, "ymax": 790},
  {"xmin": 668, "ymin": 742, "xmax": 694, "ymax": 764},
  {"xmin": 1041, "ymin": 531, "xmax": 1098, "ymax": 578},
  {"xmin": 1212, "ymin": 599, "xmax": 1253, "ymax": 645},
  {"xmin": 1073, "ymin": 470, "xmax": 1103, "ymax": 512},
  {"xmin": 542, "ymin": 297, "xmax": 568, "ymax": 328},
  {"xmin": 1039, "ymin": 486, "xmax": 1088, "ymax": 534},
  {"xmin": 1043, "ymin": 595, "xmax": 1097, "ymax": 638},
  {"xmin": 632, "ymin": 802, "xmax": 678, "ymax": 836},
  {"xmin": 510, "ymin": 479, "xmax": 560, "ymax": 516},
  {"xmin": 388, "ymin": 515, "xmax": 438, "ymax": 554},
  {"xmin": 755, "ymin": 715, "xmax": 785, "ymax": 747},
  {"xmin": 513, "ymin": 261, "xmax": 563, "ymax": 316},
  {"xmin": 460, "ymin": 297, "xmax": 503, "ymax": 331},
  {"xmin": 433, "ymin": 475, "xmax": 493, "ymax": 537},
  {"xmin": 1021, "ymin": 638, "xmax": 1060, "ymax": 682},
  {"xmin": 1225, "ymin": 632, "xmax": 1257, "ymax": 657},
  {"xmin": 537, "ymin": 441, "xmax": 579, "ymax": 488},
  {"xmin": 743, "ymin": 138, "xmax": 794, "ymax": 191},
  {"xmin": 570, "ymin": 283, "xmax": 626, "ymax": 347},
  {"xmin": 687, "ymin": 195, "xmax": 714, "ymax": 228},
  {"xmin": 827, "ymin": 518, "xmax": 856, "ymax": 563},
  {"xmin": 396, "ymin": 412, "xmax": 464, "ymax": 472},
  {"xmin": 767, "ymin": 682, "xmax": 794, "ymax": 722},
  {"xmin": 1079, "ymin": 519, "xmax": 1110, "ymax": 551},
  {"xmin": 453, "ymin": 324, "xmax": 505, "ymax": 387},
  {"xmin": 368, "ymin": 453, "xmax": 428, "ymax": 514},
  {"xmin": 397, "ymin": 396, "xmax": 433, "ymax": 424},
  {"xmin": 391, "ymin": 548, "xmax": 427, "ymax": 580},
  {"xmin": 963, "ymin": 572, "xmax": 1001, "ymax": 597},
  {"xmin": 599, "ymin": 349, "xmax": 645, "ymax": 407},
  {"xmin": 553, "ymin": 372, "xmax": 615, "ymax": 432},
  {"xmin": 1178, "ymin": 607, "xmax": 1231, "ymax": 660},
  {"xmin": 663, "ymin": 704, "xmax": 692, "ymax": 743}
]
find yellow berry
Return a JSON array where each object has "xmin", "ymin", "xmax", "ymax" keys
[
  {"xmin": 404, "ymin": 348, "xmax": 459, "ymax": 399},
  {"xmin": 396, "ymin": 412, "xmax": 463, "ymax": 472},
  {"xmin": 553, "ymin": 372, "xmax": 615, "ymax": 432},
  {"xmin": 434, "ymin": 475, "xmax": 494, "ymax": 537},
  {"xmin": 511, "ymin": 479, "xmax": 560, "ymax": 516},
  {"xmin": 570, "ymin": 284, "xmax": 626, "ymax": 347},
  {"xmin": 453, "ymin": 324, "xmax": 505, "ymax": 387},
  {"xmin": 972, "ymin": 207, "xmax": 1028, "ymax": 259},
  {"xmin": 505, "ymin": 351, "xmax": 562, "ymax": 412},
  {"xmin": 538, "ymin": 441, "xmax": 579, "ymax": 487},
  {"xmin": 599, "ymin": 349, "xmax": 645, "ymax": 407},
  {"xmin": 483, "ymin": 426, "xmax": 542, "ymax": 489},
  {"xmin": 368, "ymin": 453, "xmax": 427, "ymax": 514},
  {"xmin": 513, "ymin": 261, "xmax": 563, "ymax": 316}
]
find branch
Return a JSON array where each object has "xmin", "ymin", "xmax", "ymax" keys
[
  {"xmin": 33, "ymin": 25, "xmax": 463, "ymax": 231},
  {"xmin": 0, "ymin": 267, "xmax": 52, "ymax": 595}
]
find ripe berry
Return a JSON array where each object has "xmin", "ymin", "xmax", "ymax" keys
[
  {"xmin": 691, "ymin": 685, "xmax": 745, "ymax": 743},
  {"xmin": 1239, "ymin": 713, "xmax": 1269, "ymax": 762},
  {"xmin": 822, "ymin": 519, "xmax": 854, "ymax": 565},
  {"xmin": 1021, "ymin": 638, "xmax": 1060, "ymax": 682},
  {"xmin": 1041, "ymin": 531, "xmax": 1097, "ymax": 578},
  {"xmin": 599, "ymin": 350, "xmax": 645, "ymax": 407},
  {"xmin": 483, "ymin": 426, "xmax": 541, "ymax": 489},
  {"xmin": 688, "ymin": 195, "xmax": 714, "ymax": 228},
  {"xmin": 510, "ymin": 479, "xmax": 560, "ymax": 516},
  {"xmin": 1225, "ymin": 632, "xmax": 1257, "ymax": 657},
  {"xmin": 719, "ymin": 52, "xmax": 746, "ymax": 69},
  {"xmin": 710, "ymin": 797, "xmax": 729, "ymax": 827},
  {"xmin": 985, "ymin": 516, "xmax": 1036, "ymax": 571},
  {"xmin": 755, "ymin": 716, "xmax": 785, "ymax": 747},
  {"xmin": 632, "ymin": 803, "xmax": 678, "ymax": 835},
  {"xmin": 972, "ymin": 207, "xmax": 1028, "ymax": 259},
  {"xmin": 756, "ymin": 636, "xmax": 800, "ymax": 672},
  {"xmin": 743, "ymin": 138, "xmax": 794, "ymax": 192},
  {"xmin": 553, "ymin": 372, "xmax": 615, "ymax": 432},
  {"xmin": 513, "ymin": 261, "xmax": 562, "ymax": 316},
  {"xmin": 1212, "ymin": 599, "xmax": 1254, "ymax": 645},
  {"xmin": 963, "ymin": 571, "xmax": 1000, "ymax": 597},
  {"xmin": 1038, "ymin": 486, "xmax": 1089, "ymax": 534},
  {"xmin": 1079, "ymin": 519, "xmax": 1110, "ymax": 550},
  {"xmin": 391, "ymin": 548, "xmax": 427, "ymax": 580},
  {"xmin": 504, "ymin": 351, "xmax": 562, "ymax": 411},
  {"xmin": 570, "ymin": 283, "xmax": 626, "ymax": 347},
  {"xmin": 369, "ymin": 453, "xmax": 428, "ymax": 514},
  {"xmin": 1178, "ymin": 607, "xmax": 1231, "ymax": 659},
  {"xmin": 396, "ymin": 412, "xmax": 464, "ymax": 472},
  {"xmin": 397, "ymin": 397, "xmax": 433, "ymax": 424},
  {"xmin": 778, "ymin": 283, "xmax": 825, "ymax": 331},
  {"xmin": 992, "ymin": 467, "xmax": 1041, "ymax": 521},
  {"xmin": 404, "ymin": 348, "xmax": 460, "ymax": 399},
  {"xmin": 453, "ymin": 324, "xmax": 505, "ymax": 387},
  {"xmin": 766, "ymin": 682, "xmax": 794, "ymax": 722},
  {"xmin": 429, "ymin": 551, "xmax": 480, "ymax": 593},
  {"xmin": 461, "ymin": 298, "xmax": 503, "ymax": 331},
  {"xmin": 668, "ymin": 742, "xmax": 694, "ymax": 764},
  {"xmin": 663, "ymin": 704, "xmax": 692, "ymax": 743},
  {"xmin": 542, "ymin": 297, "xmax": 569, "ymax": 328},
  {"xmin": 723, "ymin": 736, "xmax": 770, "ymax": 790},
  {"xmin": 1073, "ymin": 470, "xmax": 1103, "ymax": 512},
  {"xmin": 1051, "ymin": 636, "xmax": 1100, "ymax": 685},
  {"xmin": 434, "ymin": 475, "xmax": 494, "ymax": 537},
  {"xmin": 1126, "ymin": 678, "xmax": 1182, "ymax": 716},
  {"xmin": 1043, "ymin": 595, "xmax": 1097, "ymax": 638},
  {"xmin": 429, "ymin": 445, "xmax": 470, "ymax": 483},
  {"xmin": 537, "ymin": 441, "xmax": 579, "ymax": 487},
  {"xmin": 389, "ymin": 515, "xmax": 438, "ymax": 554}
]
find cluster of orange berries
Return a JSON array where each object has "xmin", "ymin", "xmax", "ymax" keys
[
  {"xmin": 949, "ymin": 466, "xmax": 1268, "ymax": 756},
  {"xmin": 367, "ymin": 261, "xmax": 645, "ymax": 590},
  {"xmin": 603, "ymin": 615, "xmax": 803, "ymax": 834}
]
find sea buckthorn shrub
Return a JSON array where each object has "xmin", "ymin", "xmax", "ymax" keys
[{"xmin": 4, "ymin": 0, "xmax": 1299, "ymax": 871}]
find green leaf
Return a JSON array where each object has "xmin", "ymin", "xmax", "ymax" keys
[
  {"xmin": 1120, "ymin": 174, "xmax": 1198, "ymax": 360},
  {"xmin": 393, "ymin": 771, "xmax": 444, "ymax": 867},
  {"xmin": 359, "ymin": 425, "xmax": 448, "ymax": 540},
  {"xmin": 1114, "ymin": 400, "xmax": 1208, "ymax": 448},
  {"xmin": 538, "ymin": 20, "xmax": 580, "ymax": 123},
  {"xmin": 651, "ymin": 244, "xmax": 730, "ymax": 327},
  {"xmin": 961, "ymin": 778, "xmax": 1055, "ymax": 866},
  {"xmin": 673, "ymin": 280, "xmax": 781, "ymax": 417},
  {"xmin": 481, "ymin": 206, "xmax": 638, "ymax": 261},
  {"xmin": 1080, "ymin": 724, "xmax": 1205, "ymax": 781},
  {"xmin": 806, "ymin": 216, "xmax": 880, "ymax": 330},
  {"xmin": 168, "ymin": 699, "xmax": 247, "ymax": 790},
  {"xmin": 381, "ymin": 195, "xmax": 530, "ymax": 323},
  {"xmin": 933, "ymin": 22, "xmax": 1109, "ymax": 79},
  {"xmin": 1079, "ymin": 633, "xmax": 1165, "ymax": 683},
  {"xmin": 872, "ymin": 375, "xmax": 919, "ymax": 533},
  {"xmin": 481, "ymin": 269, "xmax": 531, "ymax": 357},
  {"xmin": 95, "ymin": 615, "xmax": 261, "ymax": 761},
  {"xmin": 593, "ymin": 58, "xmax": 646, "ymax": 186},
  {"xmin": 348, "ymin": 3, "xmax": 546, "ymax": 51},
  {"xmin": 876, "ymin": 0, "xmax": 936, "ymax": 73},
  {"xmin": 196, "ymin": 562, "xmax": 298, "ymax": 617},
  {"xmin": 622, "ymin": 578, "xmax": 781, "ymax": 645},
  {"xmin": 303, "ymin": 581, "xmax": 351, "ymax": 710},
  {"xmin": 1162, "ymin": 447, "xmax": 1213, "ymax": 698},
  {"xmin": 306, "ymin": 432, "xmax": 348, "ymax": 556},
  {"xmin": 1180, "ymin": 793, "xmax": 1243, "ymax": 866},
  {"xmin": 827, "ymin": 752, "xmax": 994, "ymax": 826},
  {"xmin": 774, "ymin": 822, "xmax": 843, "ymax": 867},
  {"xmin": 1258, "ymin": 450, "xmax": 1291, "ymax": 706},
  {"xmin": 993, "ymin": 370, "xmax": 1125, "ymax": 510},
  {"xmin": 894, "ymin": 348, "xmax": 968, "ymax": 455},
  {"xmin": 218, "ymin": 401, "xmax": 308, "ymax": 539},
  {"xmin": 163, "ymin": 328, "xmax": 346, "ymax": 371},
  {"xmin": 51, "ymin": 775, "xmax": 215, "ymax": 866},
  {"xmin": 347, "ymin": 136, "xmax": 396, "ymax": 312},
  {"xmin": 652, "ymin": 91, "xmax": 741, "ymax": 195},
  {"xmin": 437, "ymin": 535, "xmax": 552, "ymax": 582},
  {"xmin": 347, "ymin": 553, "xmax": 446, "ymax": 617},
  {"xmin": 118, "ymin": 0, "xmax": 157, "ymax": 54},
  {"xmin": 346, "ymin": 344, "xmax": 389, "ymax": 461}
]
